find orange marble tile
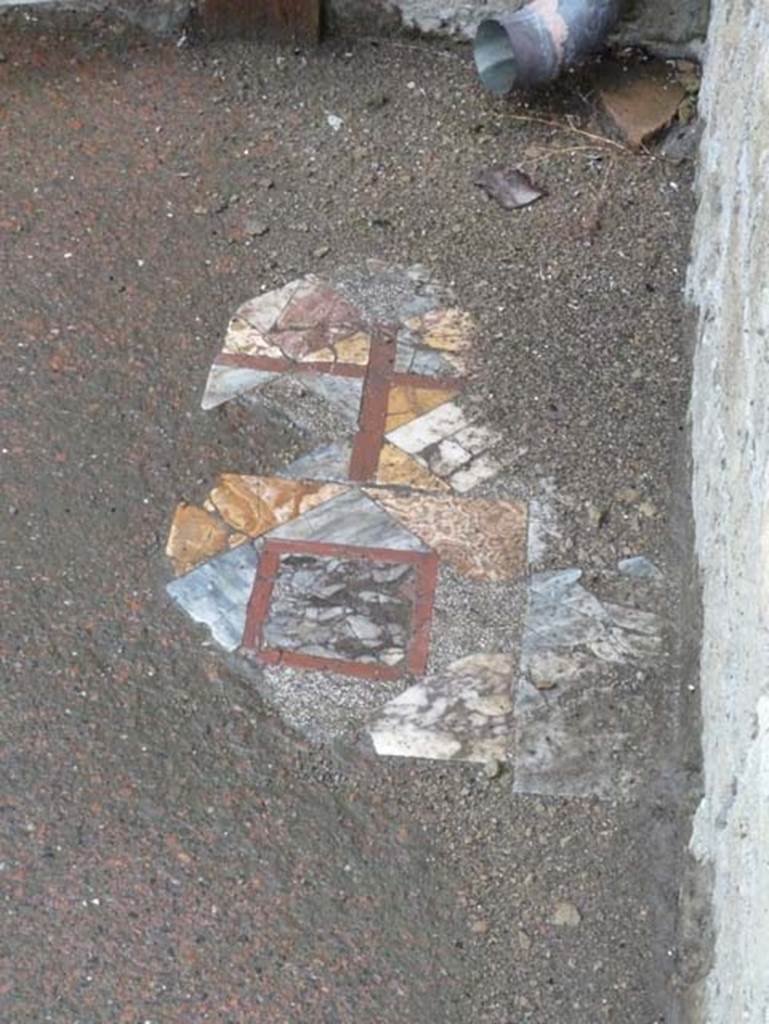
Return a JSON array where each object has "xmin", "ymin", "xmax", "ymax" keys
[
  {"xmin": 165, "ymin": 503, "xmax": 232, "ymax": 576},
  {"xmin": 406, "ymin": 308, "xmax": 475, "ymax": 353},
  {"xmin": 385, "ymin": 384, "xmax": 459, "ymax": 432},
  {"xmin": 208, "ymin": 475, "xmax": 347, "ymax": 537},
  {"xmin": 375, "ymin": 444, "xmax": 450, "ymax": 492},
  {"xmin": 366, "ymin": 493, "xmax": 527, "ymax": 581}
]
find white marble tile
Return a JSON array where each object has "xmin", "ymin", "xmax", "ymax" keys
[
  {"xmin": 369, "ymin": 653, "xmax": 515, "ymax": 764},
  {"xmin": 428, "ymin": 439, "xmax": 472, "ymax": 476},
  {"xmin": 385, "ymin": 401, "xmax": 468, "ymax": 454},
  {"xmin": 449, "ymin": 453, "xmax": 501, "ymax": 493},
  {"xmin": 201, "ymin": 365, "xmax": 278, "ymax": 410}
]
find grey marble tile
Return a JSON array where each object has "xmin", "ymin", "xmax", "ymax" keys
[
  {"xmin": 268, "ymin": 489, "xmax": 429, "ymax": 551},
  {"xmin": 368, "ymin": 653, "xmax": 515, "ymax": 764},
  {"xmin": 295, "ymin": 372, "xmax": 364, "ymax": 425},
  {"xmin": 201, "ymin": 365, "xmax": 278, "ymax": 410},
  {"xmin": 166, "ymin": 543, "xmax": 260, "ymax": 651},
  {"xmin": 283, "ymin": 442, "xmax": 353, "ymax": 482},
  {"xmin": 409, "ymin": 347, "xmax": 459, "ymax": 377},
  {"xmin": 513, "ymin": 569, "xmax": 665, "ymax": 798}
]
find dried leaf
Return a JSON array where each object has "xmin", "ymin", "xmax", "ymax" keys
[{"xmin": 474, "ymin": 167, "xmax": 545, "ymax": 210}]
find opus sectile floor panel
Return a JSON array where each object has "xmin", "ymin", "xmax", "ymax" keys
[{"xmin": 165, "ymin": 262, "xmax": 665, "ymax": 783}]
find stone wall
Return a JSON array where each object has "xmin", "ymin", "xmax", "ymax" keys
[
  {"xmin": 687, "ymin": 0, "xmax": 769, "ymax": 1019},
  {"xmin": 326, "ymin": 0, "xmax": 709, "ymax": 54},
  {"xmin": 1, "ymin": 0, "xmax": 709, "ymax": 50}
]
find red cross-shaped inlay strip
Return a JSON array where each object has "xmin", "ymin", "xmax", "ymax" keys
[{"xmin": 213, "ymin": 324, "xmax": 462, "ymax": 483}]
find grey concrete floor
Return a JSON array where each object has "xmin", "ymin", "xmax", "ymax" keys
[{"xmin": 0, "ymin": 13, "xmax": 699, "ymax": 1023}]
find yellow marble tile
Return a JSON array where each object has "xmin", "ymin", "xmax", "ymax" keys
[
  {"xmin": 375, "ymin": 444, "xmax": 450, "ymax": 492},
  {"xmin": 209, "ymin": 475, "xmax": 347, "ymax": 537},
  {"xmin": 385, "ymin": 385, "xmax": 459, "ymax": 432},
  {"xmin": 406, "ymin": 308, "xmax": 475, "ymax": 353},
  {"xmin": 334, "ymin": 332, "xmax": 371, "ymax": 366},
  {"xmin": 165, "ymin": 503, "xmax": 231, "ymax": 576},
  {"xmin": 223, "ymin": 316, "xmax": 284, "ymax": 359}
]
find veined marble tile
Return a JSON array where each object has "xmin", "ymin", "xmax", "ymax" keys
[
  {"xmin": 368, "ymin": 653, "xmax": 515, "ymax": 764},
  {"xmin": 513, "ymin": 569, "xmax": 665, "ymax": 797},
  {"xmin": 283, "ymin": 442, "xmax": 353, "ymax": 482},
  {"xmin": 208, "ymin": 475, "xmax": 347, "ymax": 538},
  {"xmin": 366, "ymin": 493, "xmax": 527, "ymax": 581},
  {"xmin": 166, "ymin": 543, "xmax": 260, "ymax": 652},
  {"xmin": 263, "ymin": 554, "xmax": 415, "ymax": 667},
  {"xmin": 166, "ymin": 502, "xmax": 233, "ymax": 576},
  {"xmin": 267, "ymin": 488, "xmax": 429, "ymax": 551},
  {"xmin": 385, "ymin": 384, "xmax": 458, "ymax": 432},
  {"xmin": 201, "ymin": 365, "xmax": 278, "ymax": 411},
  {"xmin": 375, "ymin": 443, "xmax": 450, "ymax": 492},
  {"xmin": 385, "ymin": 401, "xmax": 469, "ymax": 455}
]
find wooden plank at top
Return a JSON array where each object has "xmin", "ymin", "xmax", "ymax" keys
[{"xmin": 200, "ymin": 0, "xmax": 321, "ymax": 42}]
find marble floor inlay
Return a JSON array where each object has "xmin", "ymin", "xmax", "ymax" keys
[{"xmin": 164, "ymin": 261, "xmax": 667, "ymax": 778}]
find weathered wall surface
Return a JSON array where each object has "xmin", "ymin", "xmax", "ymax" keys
[
  {"xmin": 687, "ymin": 0, "xmax": 769, "ymax": 1019},
  {"xmin": 326, "ymin": 0, "xmax": 709, "ymax": 53},
  {"xmin": 1, "ymin": 0, "xmax": 709, "ymax": 49}
]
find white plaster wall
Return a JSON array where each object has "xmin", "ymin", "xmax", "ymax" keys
[{"xmin": 687, "ymin": 0, "xmax": 769, "ymax": 1018}]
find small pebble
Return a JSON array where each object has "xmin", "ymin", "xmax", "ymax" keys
[
  {"xmin": 550, "ymin": 900, "xmax": 582, "ymax": 928},
  {"xmin": 312, "ymin": 245, "xmax": 331, "ymax": 259},
  {"xmin": 246, "ymin": 220, "xmax": 270, "ymax": 237}
]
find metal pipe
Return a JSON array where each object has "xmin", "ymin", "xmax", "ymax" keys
[{"xmin": 474, "ymin": 0, "xmax": 621, "ymax": 93}]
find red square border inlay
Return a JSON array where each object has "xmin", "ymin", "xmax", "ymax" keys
[{"xmin": 241, "ymin": 538, "xmax": 439, "ymax": 681}]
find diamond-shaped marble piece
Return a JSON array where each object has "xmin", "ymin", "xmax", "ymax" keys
[
  {"xmin": 208, "ymin": 475, "xmax": 347, "ymax": 538},
  {"xmin": 385, "ymin": 401, "xmax": 468, "ymax": 455},
  {"xmin": 368, "ymin": 653, "xmax": 514, "ymax": 763},
  {"xmin": 366, "ymin": 492, "xmax": 527, "ymax": 581},
  {"xmin": 166, "ymin": 502, "xmax": 233, "ymax": 576},
  {"xmin": 267, "ymin": 489, "xmax": 429, "ymax": 551},
  {"xmin": 385, "ymin": 384, "xmax": 459, "ymax": 432},
  {"xmin": 375, "ymin": 443, "xmax": 451, "ymax": 492},
  {"xmin": 450, "ymin": 453, "xmax": 501, "ymax": 493},
  {"xmin": 427, "ymin": 438, "xmax": 472, "ymax": 476},
  {"xmin": 166, "ymin": 543, "xmax": 260, "ymax": 652},
  {"xmin": 201, "ymin": 365, "xmax": 279, "ymax": 410}
]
